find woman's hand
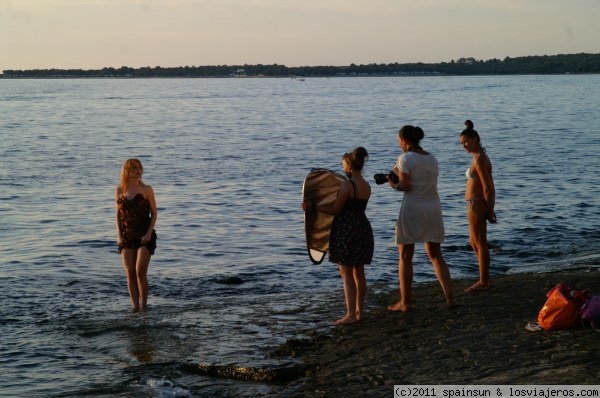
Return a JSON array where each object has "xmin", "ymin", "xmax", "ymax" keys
[
  {"xmin": 141, "ymin": 233, "xmax": 151, "ymax": 244},
  {"xmin": 387, "ymin": 176, "xmax": 402, "ymax": 191},
  {"xmin": 301, "ymin": 201, "xmax": 314, "ymax": 212},
  {"xmin": 387, "ymin": 176, "xmax": 396, "ymax": 189}
]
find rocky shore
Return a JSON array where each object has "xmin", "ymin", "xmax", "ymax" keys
[{"xmin": 275, "ymin": 271, "xmax": 600, "ymax": 397}]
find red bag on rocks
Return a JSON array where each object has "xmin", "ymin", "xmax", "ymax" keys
[{"xmin": 537, "ymin": 283, "xmax": 589, "ymax": 330}]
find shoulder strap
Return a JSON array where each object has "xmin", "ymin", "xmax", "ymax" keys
[{"xmin": 349, "ymin": 180, "xmax": 358, "ymax": 198}]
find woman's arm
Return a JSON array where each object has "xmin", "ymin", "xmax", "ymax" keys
[
  {"xmin": 115, "ymin": 188, "xmax": 124, "ymax": 244},
  {"xmin": 389, "ymin": 165, "xmax": 412, "ymax": 191},
  {"xmin": 475, "ymin": 156, "xmax": 496, "ymax": 222},
  {"xmin": 144, "ymin": 185, "xmax": 158, "ymax": 238}
]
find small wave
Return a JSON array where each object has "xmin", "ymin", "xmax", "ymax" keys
[
  {"xmin": 201, "ymin": 252, "xmax": 225, "ymax": 257},
  {"xmin": 269, "ymin": 304, "xmax": 307, "ymax": 315},
  {"xmin": 134, "ymin": 375, "xmax": 192, "ymax": 397},
  {"xmin": 507, "ymin": 252, "xmax": 600, "ymax": 274},
  {"xmin": 212, "ymin": 276, "xmax": 244, "ymax": 285},
  {"xmin": 73, "ymin": 239, "xmax": 115, "ymax": 249}
]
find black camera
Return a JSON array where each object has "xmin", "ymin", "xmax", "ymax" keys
[{"xmin": 374, "ymin": 171, "xmax": 399, "ymax": 185}]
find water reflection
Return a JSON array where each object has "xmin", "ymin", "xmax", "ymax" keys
[{"xmin": 127, "ymin": 323, "xmax": 155, "ymax": 364}]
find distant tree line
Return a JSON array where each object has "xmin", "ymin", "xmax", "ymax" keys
[{"xmin": 2, "ymin": 53, "xmax": 600, "ymax": 78}]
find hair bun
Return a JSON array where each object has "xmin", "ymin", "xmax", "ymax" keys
[
  {"xmin": 414, "ymin": 127, "xmax": 425, "ymax": 141},
  {"xmin": 353, "ymin": 146, "xmax": 369, "ymax": 160}
]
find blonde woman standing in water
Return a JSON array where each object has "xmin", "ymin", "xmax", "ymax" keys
[
  {"xmin": 115, "ymin": 159, "xmax": 157, "ymax": 312},
  {"xmin": 460, "ymin": 120, "xmax": 496, "ymax": 292}
]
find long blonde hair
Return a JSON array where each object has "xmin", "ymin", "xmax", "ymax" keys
[{"xmin": 118, "ymin": 158, "xmax": 144, "ymax": 195}]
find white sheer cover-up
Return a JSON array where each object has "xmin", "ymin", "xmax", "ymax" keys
[{"xmin": 395, "ymin": 151, "xmax": 445, "ymax": 244}]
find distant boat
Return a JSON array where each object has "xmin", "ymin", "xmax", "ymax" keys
[
  {"xmin": 231, "ymin": 68, "xmax": 247, "ymax": 78},
  {"xmin": 291, "ymin": 76, "xmax": 305, "ymax": 81}
]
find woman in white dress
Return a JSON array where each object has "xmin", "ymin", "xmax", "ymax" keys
[{"xmin": 387, "ymin": 125, "xmax": 455, "ymax": 312}]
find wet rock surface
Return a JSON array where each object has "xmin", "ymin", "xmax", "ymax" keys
[{"xmin": 275, "ymin": 271, "xmax": 600, "ymax": 397}]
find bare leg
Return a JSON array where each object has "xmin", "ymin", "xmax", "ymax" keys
[
  {"xmin": 425, "ymin": 242, "xmax": 456, "ymax": 308},
  {"xmin": 388, "ymin": 244, "xmax": 414, "ymax": 312},
  {"xmin": 465, "ymin": 202, "xmax": 491, "ymax": 292},
  {"xmin": 335, "ymin": 264, "xmax": 359, "ymax": 325},
  {"xmin": 121, "ymin": 248, "xmax": 140, "ymax": 311},
  {"xmin": 136, "ymin": 247, "xmax": 151, "ymax": 311},
  {"xmin": 353, "ymin": 265, "xmax": 366, "ymax": 321}
]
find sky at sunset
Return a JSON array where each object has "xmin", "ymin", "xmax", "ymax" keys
[{"xmin": 1, "ymin": 0, "xmax": 599, "ymax": 70}]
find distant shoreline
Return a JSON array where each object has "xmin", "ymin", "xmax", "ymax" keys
[
  {"xmin": 1, "ymin": 73, "xmax": 597, "ymax": 80},
  {"xmin": 2, "ymin": 52, "xmax": 600, "ymax": 79}
]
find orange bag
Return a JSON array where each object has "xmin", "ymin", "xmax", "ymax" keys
[{"xmin": 537, "ymin": 283, "xmax": 589, "ymax": 330}]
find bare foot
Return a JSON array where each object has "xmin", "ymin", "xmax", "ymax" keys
[
  {"xmin": 464, "ymin": 281, "xmax": 491, "ymax": 292},
  {"xmin": 334, "ymin": 315, "xmax": 359, "ymax": 326},
  {"xmin": 387, "ymin": 301, "xmax": 411, "ymax": 312}
]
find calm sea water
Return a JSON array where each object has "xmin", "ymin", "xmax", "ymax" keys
[{"xmin": 1, "ymin": 75, "xmax": 600, "ymax": 397}]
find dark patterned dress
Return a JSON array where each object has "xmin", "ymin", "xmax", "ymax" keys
[
  {"xmin": 328, "ymin": 181, "xmax": 374, "ymax": 266},
  {"xmin": 117, "ymin": 193, "xmax": 157, "ymax": 255}
]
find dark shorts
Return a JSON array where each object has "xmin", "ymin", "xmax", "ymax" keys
[{"xmin": 118, "ymin": 230, "xmax": 157, "ymax": 255}]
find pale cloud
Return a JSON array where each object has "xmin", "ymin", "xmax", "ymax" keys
[
  {"xmin": 1, "ymin": 0, "xmax": 599, "ymax": 70},
  {"xmin": 0, "ymin": 0, "xmax": 32, "ymax": 20}
]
